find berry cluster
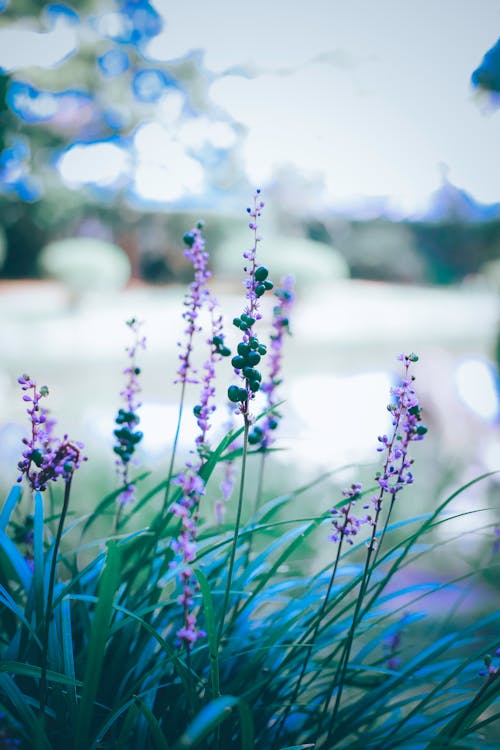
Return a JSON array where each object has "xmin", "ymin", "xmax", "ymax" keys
[
  {"xmin": 212, "ymin": 334, "xmax": 231, "ymax": 358},
  {"xmin": 113, "ymin": 318, "xmax": 145, "ymax": 505},
  {"xmin": 229, "ymin": 334, "xmax": 268, "ymax": 400},
  {"xmin": 113, "ymin": 408, "xmax": 143, "ymax": 465}
]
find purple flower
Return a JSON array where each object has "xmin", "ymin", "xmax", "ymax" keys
[
  {"xmin": 253, "ymin": 275, "xmax": 295, "ymax": 448},
  {"xmin": 113, "ymin": 318, "xmax": 146, "ymax": 506},
  {"xmin": 193, "ymin": 297, "xmax": 230, "ymax": 454},
  {"xmin": 169, "ymin": 249, "xmax": 231, "ymax": 648},
  {"xmin": 176, "ymin": 223, "xmax": 211, "ymax": 385},
  {"xmin": 170, "ymin": 469, "xmax": 207, "ymax": 647},
  {"xmin": 17, "ymin": 375, "xmax": 85, "ymax": 491},
  {"xmin": 329, "ymin": 483, "xmax": 369, "ymax": 545},
  {"xmin": 371, "ymin": 353, "xmax": 427, "ymax": 505},
  {"xmin": 330, "ymin": 354, "xmax": 426, "ymax": 548}
]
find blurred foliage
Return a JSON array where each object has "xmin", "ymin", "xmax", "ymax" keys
[{"xmin": 1, "ymin": 4, "xmax": 499, "ymax": 286}]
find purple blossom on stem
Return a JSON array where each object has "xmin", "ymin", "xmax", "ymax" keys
[
  {"xmin": 17, "ymin": 375, "xmax": 85, "ymax": 492},
  {"xmin": 383, "ymin": 614, "xmax": 409, "ymax": 671},
  {"xmin": 170, "ymin": 287, "xmax": 230, "ymax": 648},
  {"xmin": 329, "ymin": 483, "xmax": 369, "ymax": 545},
  {"xmin": 228, "ymin": 190, "xmax": 274, "ymax": 416},
  {"xmin": 479, "ymin": 651, "xmax": 500, "ymax": 677},
  {"xmin": 359, "ymin": 353, "xmax": 427, "ymax": 550},
  {"xmin": 193, "ymin": 298, "xmax": 228, "ymax": 454},
  {"xmin": 170, "ymin": 468, "xmax": 207, "ymax": 646},
  {"xmin": 255, "ymin": 275, "xmax": 295, "ymax": 448},
  {"xmin": 371, "ymin": 353, "xmax": 427, "ymax": 507},
  {"xmin": 215, "ymin": 410, "xmax": 240, "ymax": 525},
  {"xmin": 113, "ymin": 318, "xmax": 146, "ymax": 506},
  {"xmin": 176, "ymin": 222, "xmax": 211, "ymax": 385}
]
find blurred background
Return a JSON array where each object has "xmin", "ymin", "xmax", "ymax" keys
[{"xmin": 1, "ymin": 0, "xmax": 500, "ymax": 556}]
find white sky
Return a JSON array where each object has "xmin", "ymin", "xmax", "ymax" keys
[
  {"xmin": 2, "ymin": 0, "xmax": 500, "ymax": 213},
  {"xmin": 150, "ymin": 0, "xmax": 500, "ymax": 212}
]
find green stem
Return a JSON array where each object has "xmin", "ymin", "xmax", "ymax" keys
[
  {"xmin": 217, "ymin": 418, "xmax": 249, "ymax": 644},
  {"xmin": 163, "ymin": 380, "xmax": 187, "ymax": 514},
  {"xmin": 242, "ymin": 449, "xmax": 267, "ymax": 570},
  {"xmin": 40, "ymin": 476, "xmax": 72, "ymax": 716},
  {"xmin": 323, "ymin": 517, "xmax": 379, "ymax": 745},
  {"xmin": 273, "ymin": 532, "xmax": 345, "ymax": 749}
]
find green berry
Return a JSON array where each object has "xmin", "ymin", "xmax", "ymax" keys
[
  {"xmin": 249, "ymin": 337, "xmax": 259, "ymax": 349},
  {"xmin": 416, "ymin": 425, "xmax": 428, "ymax": 436},
  {"xmin": 255, "ymin": 265, "xmax": 269, "ymax": 281},
  {"xmin": 248, "ymin": 431, "xmax": 261, "ymax": 445},
  {"xmin": 228, "ymin": 385, "xmax": 241, "ymax": 403},
  {"xmin": 238, "ymin": 387, "xmax": 248, "ymax": 401},
  {"xmin": 264, "ymin": 280, "xmax": 274, "ymax": 291},
  {"xmin": 247, "ymin": 351, "xmax": 261, "ymax": 366},
  {"xmin": 257, "ymin": 344, "xmax": 267, "ymax": 356},
  {"xmin": 233, "ymin": 317, "xmax": 242, "ymax": 328},
  {"xmin": 255, "ymin": 284, "xmax": 266, "ymax": 297},
  {"xmin": 249, "ymin": 380, "xmax": 260, "ymax": 392},
  {"xmin": 183, "ymin": 232, "xmax": 195, "ymax": 248},
  {"xmin": 269, "ymin": 419, "xmax": 279, "ymax": 430},
  {"xmin": 237, "ymin": 342, "xmax": 250, "ymax": 357},
  {"xmin": 193, "ymin": 405, "xmax": 202, "ymax": 416},
  {"xmin": 30, "ymin": 449, "xmax": 44, "ymax": 467},
  {"xmin": 231, "ymin": 355, "xmax": 246, "ymax": 370},
  {"xmin": 220, "ymin": 346, "xmax": 231, "ymax": 357}
]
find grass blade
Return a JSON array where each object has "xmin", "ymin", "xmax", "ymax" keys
[
  {"xmin": 174, "ymin": 695, "xmax": 254, "ymax": 750},
  {"xmin": 194, "ymin": 568, "xmax": 220, "ymax": 699},
  {"xmin": 0, "ymin": 485, "xmax": 22, "ymax": 531},
  {"xmin": 74, "ymin": 541, "xmax": 122, "ymax": 750}
]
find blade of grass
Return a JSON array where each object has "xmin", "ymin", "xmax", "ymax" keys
[
  {"xmin": 174, "ymin": 695, "xmax": 254, "ymax": 750},
  {"xmin": 74, "ymin": 541, "xmax": 122, "ymax": 750},
  {"xmin": 194, "ymin": 568, "xmax": 220, "ymax": 700},
  {"xmin": 134, "ymin": 695, "xmax": 171, "ymax": 750},
  {"xmin": 0, "ymin": 484, "xmax": 22, "ymax": 530}
]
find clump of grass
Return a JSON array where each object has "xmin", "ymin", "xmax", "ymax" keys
[{"xmin": 0, "ymin": 193, "xmax": 498, "ymax": 750}]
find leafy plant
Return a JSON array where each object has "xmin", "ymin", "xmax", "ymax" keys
[{"xmin": 0, "ymin": 193, "xmax": 498, "ymax": 749}]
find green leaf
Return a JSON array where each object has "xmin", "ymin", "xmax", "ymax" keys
[
  {"xmin": 175, "ymin": 695, "xmax": 254, "ymax": 750},
  {"xmin": 0, "ymin": 660, "xmax": 82, "ymax": 687},
  {"xmin": 0, "ymin": 528, "xmax": 32, "ymax": 591},
  {"xmin": 74, "ymin": 541, "xmax": 122, "ymax": 750},
  {"xmin": 134, "ymin": 695, "xmax": 170, "ymax": 750},
  {"xmin": 194, "ymin": 568, "xmax": 219, "ymax": 699},
  {"xmin": 0, "ymin": 583, "xmax": 42, "ymax": 647},
  {"xmin": 60, "ymin": 597, "xmax": 77, "ymax": 717},
  {"xmin": 0, "ymin": 485, "xmax": 22, "ymax": 531},
  {"xmin": 424, "ymin": 672, "xmax": 500, "ymax": 749}
]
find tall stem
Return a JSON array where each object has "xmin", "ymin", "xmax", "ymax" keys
[
  {"xmin": 322, "ymin": 503, "xmax": 382, "ymax": 744},
  {"xmin": 273, "ymin": 533, "xmax": 345, "ymax": 748},
  {"xmin": 163, "ymin": 380, "xmax": 187, "ymax": 513},
  {"xmin": 217, "ymin": 418, "xmax": 249, "ymax": 644},
  {"xmin": 242, "ymin": 450, "xmax": 267, "ymax": 570},
  {"xmin": 40, "ymin": 477, "xmax": 72, "ymax": 715}
]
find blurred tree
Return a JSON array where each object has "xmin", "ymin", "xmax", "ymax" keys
[{"xmin": 0, "ymin": 0, "xmax": 246, "ymax": 278}]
